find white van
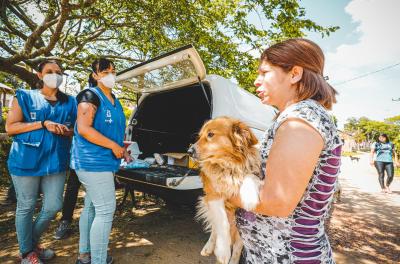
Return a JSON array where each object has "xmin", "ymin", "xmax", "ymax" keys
[{"xmin": 115, "ymin": 45, "xmax": 276, "ymax": 205}]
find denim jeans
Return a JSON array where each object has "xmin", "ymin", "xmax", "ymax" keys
[
  {"xmin": 61, "ymin": 170, "xmax": 81, "ymax": 222},
  {"xmin": 76, "ymin": 171, "xmax": 116, "ymax": 264},
  {"xmin": 12, "ymin": 172, "xmax": 66, "ymax": 254}
]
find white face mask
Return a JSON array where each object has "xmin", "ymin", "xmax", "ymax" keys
[
  {"xmin": 99, "ymin": 73, "xmax": 116, "ymax": 89},
  {"xmin": 42, "ymin": 73, "xmax": 63, "ymax": 89}
]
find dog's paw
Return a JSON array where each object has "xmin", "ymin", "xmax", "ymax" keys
[
  {"xmin": 200, "ymin": 239, "xmax": 215, "ymax": 256},
  {"xmin": 228, "ymin": 255, "xmax": 240, "ymax": 264},
  {"xmin": 240, "ymin": 177, "xmax": 260, "ymax": 211},
  {"xmin": 214, "ymin": 236, "xmax": 231, "ymax": 264}
]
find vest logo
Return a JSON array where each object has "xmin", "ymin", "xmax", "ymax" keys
[
  {"xmin": 105, "ymin": 109, "xmax": 113, "ymax": 124},
  {"xmin": 30, "ymin": 112, "xmax": 36, "ymax": 120}
]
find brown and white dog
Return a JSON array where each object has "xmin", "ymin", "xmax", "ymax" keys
[{"xmin": 188, "ymin": 116, "xmax": 263, "ymax": 264}]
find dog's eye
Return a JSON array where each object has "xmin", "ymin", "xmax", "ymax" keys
[{"xmin": 207, "ymin": 132, "xmax": 214, "ymax": 138}]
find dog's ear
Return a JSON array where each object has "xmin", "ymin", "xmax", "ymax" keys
[{"xmin": 232, "ymin": 121, "xmax": 258, "ymax": 150}]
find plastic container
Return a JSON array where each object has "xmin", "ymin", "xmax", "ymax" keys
[{"xmin": 124, "ymin": 141, "xmax": 142, "ymax": 159}]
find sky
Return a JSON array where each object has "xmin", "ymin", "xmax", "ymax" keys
[{"xmin": 251, "ymin": 0, "xmax": 400, "ymax": 129}]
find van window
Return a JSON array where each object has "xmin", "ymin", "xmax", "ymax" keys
[{"xmin": 122, "ymin": 59, "xmax": 199, "ymax": 93}]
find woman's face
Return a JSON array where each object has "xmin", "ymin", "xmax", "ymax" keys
[
  {"xmin": 379, "ymin": 135, "xmax": 387, "ymax": 143},
  {"xmin": 37, "ymin": 63, "xmax": 62, "ymax": 80},
  {"xmin": 254, "ymin": 61, "xmax": 294, "ymax": 109},
  {"xmin": 93, "ymin": 65, "xmax": 116, "ymax": 80}
]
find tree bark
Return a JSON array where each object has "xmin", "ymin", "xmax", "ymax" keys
[{"xmin": 0, "ymin": 60, "xmax": 37, "ymax": 88}]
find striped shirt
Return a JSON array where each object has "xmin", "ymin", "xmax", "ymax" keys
[{"xmin": 236, "ymin": 99, "xmax": 342, "ymax": 264}]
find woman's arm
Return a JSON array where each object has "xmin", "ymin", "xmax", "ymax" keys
[
  {"xmin": 231, "ymin": 118, "xmax": 324, "ymax": 217},
  {"xmin": 370, "ymin": 145, "xmax": 375, "ymax": 166},
  {"xmin": 76, "ymin": 102, "xmax": 125, "ymax": 159},
  {"xmin": 392, "ymin": 148, "xmax": 398, "ymax": 166},
  {"xmin": 5, "ymin": 98, "xmax": 42, "ymax": 136},
  {"xmin": 6, "ymin": 98, "xmax": 70, "ymax": 136}
]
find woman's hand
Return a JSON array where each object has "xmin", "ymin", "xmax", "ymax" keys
[
  {"xmin": 111, "ymin": 144, "xmax": 125, "ymax": 159},
  {"xmin": 370, "ymin": 160, "xmax": 375, "ymax": 166},
  {"xmin": 43, "ymin": 121, "xmax": 69, "ymax": 135},
  {"xmin": 123, "ymin": 150, "xmax": 133, "ymax": 163}
]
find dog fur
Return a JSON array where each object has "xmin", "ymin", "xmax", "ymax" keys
[{"xmin": 189, "ymin": 116, "xmax": 263, "ymax": 264}]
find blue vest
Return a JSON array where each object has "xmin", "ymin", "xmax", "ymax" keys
[
  {"xmin": 8, "ymin": 89, "xmax": 77, "ymax": 176},
  {"xmin": 70, "ymin": 87, "xmax": 125, "ymax": 172}
]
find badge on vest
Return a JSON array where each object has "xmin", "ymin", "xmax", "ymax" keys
[
  {"xmin": 30, "ymin": 112, "xmax": 37, "ymax": 120},
  {"xmin": 105, "ymin": 109, "xmax": 113, "ymax": 124}
]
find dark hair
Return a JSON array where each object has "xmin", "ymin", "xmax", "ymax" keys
[
  {"xmin": 36, "ymin": 59, "xmax": 68, "ymax": 104},
  {"xmin": 88, "ymin": 58, "xmax": 115, "ymax": 87},
  {"xmin": 260, "ymin": 38, "xmax": 338, "ymax": 110},
  {"xmin": 378, "ymin": 133, "xmax": 390, "ymax": 143}
]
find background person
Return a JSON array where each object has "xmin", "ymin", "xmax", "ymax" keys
[
  {"xmin": 54, "ymin": 169, "xmax": 80, "ymax": 240},
  {"xmin": 370, "ymin": 133, "xmax": 398, "ymax": 193}
]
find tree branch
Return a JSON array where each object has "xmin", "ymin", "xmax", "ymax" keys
[
  {"xmin": 0, "ymin": 40, "xmax": 17, "ymax": 55},
  {"xmin": 101, "ymin": 55, "xmax": 143, "ymax": 62},
  {"xmin": 6, "ymin": 0, "xmax": 70, "ymax": 65},
  {"xmin": 0, "ymin": 58, "xmax": 38, "ymax": 87},
  {"xmin": 23, "ymin": 2, "xmax": 58, "ymax": 54},
  {"xmin": 67, "ymin": 0, "xmax": 96, "ymax": 10},
  {"xmin": 6, "ymin": 1, "xmax": 37, "ymax": 31}
]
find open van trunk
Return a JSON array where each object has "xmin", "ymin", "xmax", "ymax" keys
[
  {"xmin": 116, "ymin": 45, "xmax": 209, "ymax": 205},
  {"xmin": 117, "ymin": 82, "xmax": 211, "ymax": 205},
  {"xmin": 126, "ymin": 82, "xmax": 212, "ymax": 157},
  {"xmin": 115, "ymin": 45, "xmax": 275, "ymax": 205}
]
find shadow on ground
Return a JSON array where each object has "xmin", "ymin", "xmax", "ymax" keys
[
  {"xmin": 327, "ymin": 179, "xmax": 400, "ymax": 264},
  {"xmin": 0, "ymin": 187, "xmax": 214, "ymax": 264}
]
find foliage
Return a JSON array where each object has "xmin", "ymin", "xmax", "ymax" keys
[
  {"xmin": 341, "ymin": 151, "xmax": 359, "ymax": 157},
  {"xmin": 395, "ymin": 167, "xmax": 400, "ymax": 177},
  {"xmin": 344, "ymin": 116, "xmax": 400, "ymax": 154},
  {"xmin": 0, "ymin": 0, "xmax": 338, "ymax": 95},
  {"xmin": 384, "ymin": 115, "xmax": 400, "ymax": 126},
  {"xmin": 0, "ymin": 107, "xmax": 9, "ymax": 132},
  {"xmin": 122, "ymin": 104, "xmax": 133, "ymax": 121},
  {"xmin": 331, "ymin": 115, "xmax": 338, "ymax": 127},
  {"xmin": 0, "ymin": 137, "xmax": 11, "ymax": 183}
]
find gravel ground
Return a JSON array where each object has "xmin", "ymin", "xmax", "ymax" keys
[{"xmin": 0, "ymin": 153, "xmax": 399, "ymax": 264}]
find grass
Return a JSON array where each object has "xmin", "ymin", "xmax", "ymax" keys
[
  {"xmin": 395, "ymin": 167, "xmax": 400, "ymax": 177},
  {"xmin": 342, "ymin": 151, "xmax": 359, "ymax": 157}
]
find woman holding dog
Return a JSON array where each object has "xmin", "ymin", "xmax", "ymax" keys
[
  {"xmin": 230, "ymin": 38, "xmax": 342, "ymax": 263},
  {"xmin": 370, "ymin": 133, "xmax": 398, "ymax": 193}
]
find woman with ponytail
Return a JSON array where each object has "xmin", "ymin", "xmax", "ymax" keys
[
  {"xmin": 228, "ymin": 39, "xmax": 342, "ymax": 263},
  {"xmin": 71, "ymin": 58, "xmax": 131, "ymax": 264}
]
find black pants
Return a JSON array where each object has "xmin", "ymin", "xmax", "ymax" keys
[
  {"xmin": 374, "ymin": 161, "xmax": 394, "ymax": 189},
  {"xmin": 61, "ymin": 169, "xmax": 81, "ymax": 222}
]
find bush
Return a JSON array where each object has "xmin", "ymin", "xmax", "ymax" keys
[
  {"xmin": 0, "ymin": 107, "xmax": 11, "ymax": 186},
  {"xmin": 0, "ymin": 135, "xmax": 11, "ymax": 187}
]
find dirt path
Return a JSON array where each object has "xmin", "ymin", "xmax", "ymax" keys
[
  {"xmin": 330, "ymin": 153, "xmax": 400, "ymax": 264},
  {"xmin": 0, "ymin": 153, "xmax": 399, "ymax": 263}
]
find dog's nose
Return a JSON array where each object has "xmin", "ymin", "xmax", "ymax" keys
[{"xmin": 187, "ymin": 144, "xmax": 196, "ymax": 157}]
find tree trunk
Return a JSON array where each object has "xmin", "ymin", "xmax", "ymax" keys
[{"xmin": 0, "ymin": 60, "xmax": 38, "ymax": 88}]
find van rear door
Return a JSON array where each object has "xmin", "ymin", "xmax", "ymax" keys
[{"xmin": 116, "ymin": 45, "xmax": 206, "ymax": 93}]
